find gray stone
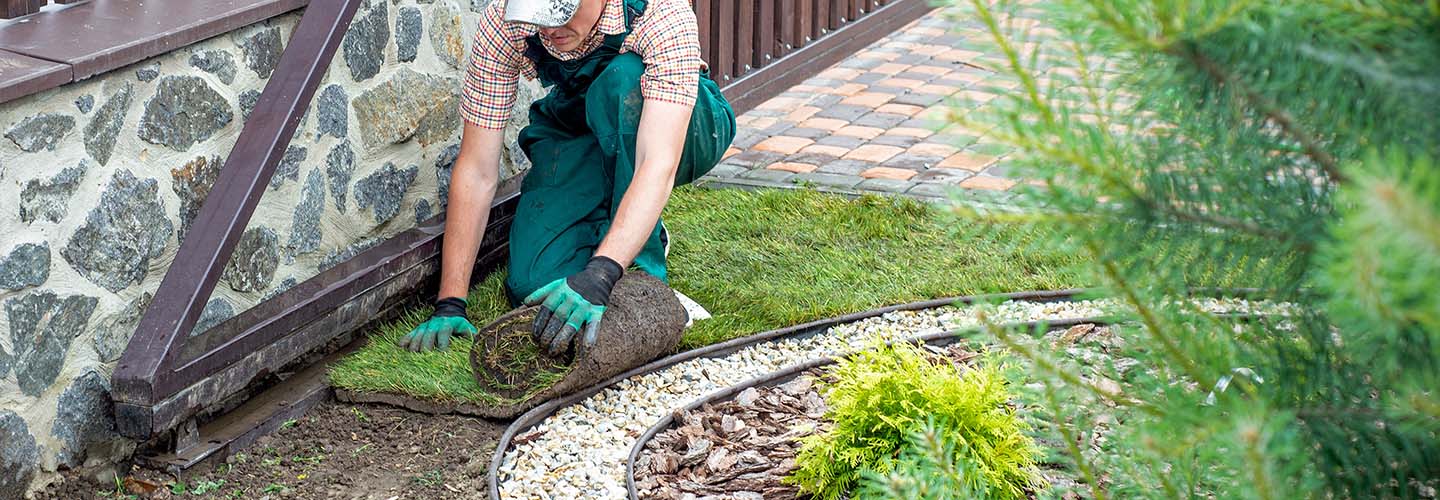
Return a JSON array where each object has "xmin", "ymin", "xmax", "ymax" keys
[
  {"xmin": 5, "ymin": 113, "xmax": 75, "ymax": 152},
  {"xmin": 5, "ymin": 292, "xmax": 98, "ymax": 396},
  {"xmin": 414, "ymin": 198, "xmax": 433, "ymax": 223},
  {"xmin": 855, "ymin": 178, "xmax": 916, "ymax": 194},
  {"xmin": 262, "ymin": 277, "xmax": 299, "ymax": 302},
  {"xmin": 469, "ymin": 0, "xmax": 490, "ymax": 12},
  {"xmin": 189, "ymin": 50, "xmax": 238, "ymax": 84},
  {"xmin": 19, "ymin": 162, "xmax": 86, "ymax": 223},
  {"xmin": 342, "ymin": 0, "xmax": 389, "ymax": 81},
  {"xmin": 52, "ymin": 370, "xmax": 117, "ymax": 468},
  {"xmin": 316, "ymin": 85, "xmax": 348, "ymax": 139},
  {"xmin": 84, "ymin": 83, "xmax": 134, "ymax": 165},
  {"xmin": 325, "ymin": 142, "xmax": 356, "ymax": 213},
  {"xmin": 0, "ymin": 243, "xmax": 49, "ymax": 291},
  {"xmin": 319, "ymin": 237, "xmax": 380, "ymax": 271},
  {"xmin": 138, "ymin": 76, "xmax": 235, "ymax": 151},
  {"xmin": 352, "ymin": 68, "xmax": 459, "ymax": 148},
  {"xmin": 221, "ymin": 227, "xmax": 280, "ymax": 293},
  {"xmin": 93, "ymin": 293, "xmax": 152, "ymax": 363},
  {"xmin": 435, "ymin": 143, "xmax": 460, "ymax": 209},
  {"xmin": 239, "ymin": 90, "xmax": 262, "ymax": 121},
  {"xmin": 270, "ymin": 146, "xmax": 307, "ymax": 189},
  {"xmin": 170, "ymin": 156, "xmax": 224, "ymax": 239},
  {"xmin": 135, "ymin": 63, "xmax": 161, "ymax": 82},
  {"xmin": 75, "ymin": 94, "xmax": 95, "ymax": 113},
  {"xmin": 190, "ymin": 298, "xmax": 234, "ymax": 336},
  {"xmin": 62, "ymin": 170, "xmax": 174, "ymax": 293},
  {"xmin": 0, "ymin": 411, "xmax": 38, "ymax": 498},
  {"xmin": 355, "ymin": 162, "xmax": 419, "ymax": 224},
  {"xmin": 240, "ymin": 27, "xmax": 283, "ymax": 79},
  {"xmin": 396, "ymin": 7, "xmax": 423, "ymax": 62},
  {"xmin": 429, "ymin": 1, "xmax": 466, "ymax": 69},
  {"xmin": 289, "ymin": 169, "xmax": 325, "ymax": 256}
]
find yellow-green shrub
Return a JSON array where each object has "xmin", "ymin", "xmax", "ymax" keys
[{"xmin": 788, "ymin": 341, "xmax": 1041, "ymax": 499}]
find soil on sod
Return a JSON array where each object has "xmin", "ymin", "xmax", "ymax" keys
[
  {"xmin": 472, "ymin": 307, "xmax": 569, "ymax": 401},
  {"xmin": 35, "ymin": 401, "xmax": 503, "ymax": 499}
]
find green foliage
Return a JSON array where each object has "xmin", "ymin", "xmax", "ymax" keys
[
  {"xmin": 788, "ymin": 342, "xmax": 1040, "ymax": 500},
  {"xmin": 856, "ymin": 419, "xmax": 988, "ymax": 500},
  {"xmin": 953, "ymin": 0, "xmax": 1440, "ymax": 496}
]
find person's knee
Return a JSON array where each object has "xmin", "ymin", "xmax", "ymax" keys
[{"xmin": 587, "ymin": 54, "xmax": 645, "ymax": 130}]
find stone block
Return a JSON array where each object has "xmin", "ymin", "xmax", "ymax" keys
[
  {"xmin": 325, "ymin": 141, "xmax": 357, "ymax": 212},
  {"xmin": 83, "ymin": 84, "xmax": 134, "ymax": 165},
  {"xmin": 138, "ymin": 76, "xmax": 234, "ymax": 152},
  {"xmin": 0, "ymin": 242, "xmax": 49, "ymax": 291},
  {"xmin": 288, "ymin": 169, "xmax": 327, "ymax": 257},
  {"xmin": 354, "ymin": 162, "xmax": 420, "ymax": 224},
  {"xmin": 6, "ymin": 113, "xmax": 75, "ymax": 152},
  {"xmin": 396, "ymin": 6, "xmax": 423, "ymax": 63},
  {"xmin": 52, "ymin": 370, "xmax": 118, "ymax": 468},
  {"xmin": 92, "ymin": 293, "xmax": 152, "ymax": 363},
  {"xmin": 240, "ymin": 27, "xmax": 283, "ymax": 79},
  {"xmin": 171, "ymin": 156, "xmax": 225, "ymax": 238},
  {"xmin": 270, "ymin": 145, "xmax": 307, "ymax": 189},
  {"xmin": 62, "ymin": 170, "xmax": 174, "ymax": 293},
  {"xmin": 0, "ymin": 411, "xmax": 38, "ymax": 497},
  {"xmin": 316, "ymin": 84, "xmax": 348, "ymax": 139},
  {"xmin": 352, "ymin": 68, "xmax": 460, "ymax": 148},
  {"xmin": 5, "ymin": 291, "xmax": 98, "ymax": 395},
  {"xmin": 19, "ymin": 162, "xmax": 86, "ymax": 224},
  {"xmin": 343, "ymin": 0, "xmax": 390, "ymax": 81},
  {"xmin": 221, "ymin": 227, "xmax": 281, "ymax": 293},
  {"xmin": 189, "ymin": 50, "xmax": 237, "ymax": 84},
  {"xmin": 190, "ymin": 297, "xmax": 235, "ymax": 336}
]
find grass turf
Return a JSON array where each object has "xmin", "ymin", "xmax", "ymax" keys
[{"xmin": 327, "ymin": 187, "xmax": 1085, "ymax": 403}]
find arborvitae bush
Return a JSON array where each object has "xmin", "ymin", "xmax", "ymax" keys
[
  {"xmin": 787, "ymin": 341, "xmax": 1040, "ymax": 500},
  {"xmin": 951, "ymin": 0, "xmax": 1440, "ymax": 497}
]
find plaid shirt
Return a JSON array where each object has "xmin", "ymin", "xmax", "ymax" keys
[{"xmin": 461, "ymin": 0, "xmax": 704, "ymax": 129}]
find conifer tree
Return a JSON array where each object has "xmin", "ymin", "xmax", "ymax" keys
[{"xmin": 951, "ymin": 0, "xmax": 1440, "ymax": 497}]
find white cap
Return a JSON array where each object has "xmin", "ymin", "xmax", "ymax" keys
[{"xmin": 503, "ymin": 0, "xmax": 582, "ymax": 27}]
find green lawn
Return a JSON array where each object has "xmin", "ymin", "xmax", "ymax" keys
[{"xmin": 327, "ymin": 187, "xmax": 1086, "ymax": 404}]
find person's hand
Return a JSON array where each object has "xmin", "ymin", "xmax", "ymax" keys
[
  {"xmin": 400, "ymin": 297, "xmax": 478, "ymax": 352},
  {"xmin": 525, "ymin": 256, "xmax": 623, "ymax": 356}
]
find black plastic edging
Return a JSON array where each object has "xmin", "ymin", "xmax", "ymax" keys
[
  {"xmin": 486, "ymin": 288, "xmax": 1093, "ymax": 499},
  {"xmin": 621, "ymin": 316, "xmax": 1106, "ymax": 499}
]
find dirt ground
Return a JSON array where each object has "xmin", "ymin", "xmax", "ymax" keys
[{"xmin": 36, "ymin": 401, "xmax": 504, "ymax": 500}]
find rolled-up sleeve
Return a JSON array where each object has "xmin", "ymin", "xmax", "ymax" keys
[
  {"xmin": 461, "ymin": 2, "xmax": 528, "ymax": 129},
  {"xmin": 625, "ymin": 0, "xmax": 703, "ymax": 107}
]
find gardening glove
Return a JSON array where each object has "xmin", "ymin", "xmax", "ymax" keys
[
  {"xmin": 525, "ymin": 256, "xmax": 623, "ymax": 357},
  {"xmin": 400, "ymin": 297, "xmax": 477, "ymax": 352}
]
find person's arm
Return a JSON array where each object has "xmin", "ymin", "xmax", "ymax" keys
[
  {"xmin": 593, "ymin": 100, "xmax": 694, "ymax": 266},
  {"xmin": 437, "ymin": 123, "xmax": 507, "ymax": 300}
]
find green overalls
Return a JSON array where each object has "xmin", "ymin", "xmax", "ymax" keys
[{"xmin": 503, "ymin": 0, "xmax": 736, "ymax": 305}]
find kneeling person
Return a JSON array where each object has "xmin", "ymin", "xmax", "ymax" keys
[{"xmin": 400, "ymin": 0, "xmax": 736, "ymax": 353}]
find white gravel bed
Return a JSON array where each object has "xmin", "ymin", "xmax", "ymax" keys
[{"xmin": 495, "ymin": 297, "xmax": 1263, "ymax": 499}]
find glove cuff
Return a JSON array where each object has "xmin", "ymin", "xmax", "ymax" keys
[
  {"xmin": 433, "ymin": 297, "xmax": 468, "ymax": 317},
  {"xmin": 570, "ymin": 256, "xmax": 623, "ymax": 305}
]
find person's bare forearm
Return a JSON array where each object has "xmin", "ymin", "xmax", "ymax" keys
[
  {"xmin": 595, "ymin": 100, "xmax": 694, "ymax": 267},
  {"xmin": 438, "ymin": 124, "xmax": 507, "ymax": 300}
]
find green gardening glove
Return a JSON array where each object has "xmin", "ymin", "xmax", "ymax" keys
[
  {"xmin": 525, "ymin": 256, "xmax": 623, "ymax": 357},
  {"xmin": 400, "ymin": 297, "xmax": 478, "ymax": 352}
]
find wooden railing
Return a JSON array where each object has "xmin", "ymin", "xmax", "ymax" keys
[{"xmin": 2, "ymin": 0, "xmax": 82, "ymax": 19}]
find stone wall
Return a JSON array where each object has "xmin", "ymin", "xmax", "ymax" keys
[{"xmin": 0, "ymin": 0, "xmax": 540, "ymax": 495}]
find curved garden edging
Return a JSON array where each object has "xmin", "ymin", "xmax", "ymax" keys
[{"xmin": 486, "ymin": 288, "xmax": 1092, "ymax": 499}]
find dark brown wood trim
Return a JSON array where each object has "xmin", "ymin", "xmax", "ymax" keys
[
  {"xmin": 112, "ymin": 0, "xmax": 361, "ymax": 431},
  {"xmin": 721, "ymin": 0, "xmax": 935, "ymax": 114},
  {"xmin": 0, "ymin": 49, "xmax": 70, "ymax": 105}
]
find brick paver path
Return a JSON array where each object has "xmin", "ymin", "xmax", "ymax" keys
[{"xmin": 697, "ymin": 8, "xmax": 1030, "ymax": 204}]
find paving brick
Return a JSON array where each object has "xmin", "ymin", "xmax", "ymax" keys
[
  {"xmin": 785, "ymin": 106, "xmax": 821, "ymax": 122},
  {"xmin": 895, "ymin": 71, "xmax": 941, "ymax": 83},
  {"xmin": 844, "ymin": 144, "xmax": 905, "ymax": 162},
  {"xmin": 729, "ymin": 131, "xmax": 765, "ymax": 149},
  {"xmin": 930, "ymin": 134, "xmax": 981, "ymax": 149},
  {"xmin": 860, "ymin": 166, "xmax": 917, "ymax": 180},
  {"xmin": 808, "ymin": 94, "xmax": 845, "ymax": 107},
  {"xmin": 819, "ymin": 67, "xmax": 862, "ymax": 80},
  {"xmin": 740, "ymin": 168, "xmax": 796, "ymax": 183},
  {"xmin": 876, "ymin": 103, "xmax": 925, "ymax": 116},
  {"xmin": 842, "ymin": 92, "xmax": 895, "ymax": 107},
  {"xmin": 792, "ymin": 172, "xmax": 862, "ymax": 189},
  {"xmin": 879, "ymin": 77, "xmax": 926, "ymax": 89},
  {"xmin": 870, "ymin": 134, "xmax": 923, "ymax": 148},
  {"xmin": 768, "ymin": 162, "xmax": 818, "ymax": 174},
  {"xmin": 753, "ymin": 136, "xmax": 814, "ymax": 155},
  {"xmin": 853, "ymin": 113, "xmax": 908, "ymax": 129},
  {"xmin": 959, "ymin": 175, "xmax": 1017, "ymax": 191},
  {"xmin": 891, "ymin": 53, "xmax": 933, "ymax": 66},
  {"xmin": 890, "ymin": 92, "xmax": 946, "ymax": 107},
  {"xmin": 820, "ymin": 83, "xmax": 868, "ymax": 96},
  {"xmin": 756, "ymin": 96, "xmax": 807, "ymax": 111},
  {"xmin": 967, "ymin": 142, "xmax": 1013, "ymax": 155},
  {"xmin": 938, "ymin": 152, "xmax": 999, "ymax": 171},
  {"xmin": 703, "ymin": 163, "xmax": 750, "ymax": 179},
  {"xmin": 798, "ymin": 144, "xmax": 852, "ymax": 157},
  {"xmin": 983, "ymin": 161, "xmax": 1022, "ymax": 177},
  {"xmin": 856, "ymin": 178, "xmax": 917, "ymax": 194},
  {"xmin": 817, "ymin": 159, "xmax": 873, "ymax": 175},
  {"xmin": 912, "ymin": 168, "xmax": 974, "ymax": 185},
  {"xmin": 780, "ymin": 127, "xmax": 832, "ymax": 139},
  {"xmin": 908, "ymin": 65, "xmax": 951, "ymax": 76},
  {"xmin": 906, "ymin": 182, "xmax": 954, "ymax": 199},
  {"xmin": 851, "ymin": 72, "xmax": 889, "ymax": 84},
  {"xmin": 883, "ymin": 153, "xmax": 944, "ymax": 170},
  {"xmin": 856, "ymin": 50, "xmax": 900, "ymax": 61},
  {"xmin": 908, "ymin": 142, "xmax": 960, "ymax": 157},
  {"xmin": 886, "ymin": 127, "xmax": 935, "ymax": 138},
  {"xmin": 835, "ymin": 125, "xmax": 886, "ymax": 139},
  {"xmin": 873, "ymin": 62, "xmax": 912, "ymax": 75},
  {"xmin": 813, "ymin": 104, "xmax": 872, "ymax": 121},
  {"xmin": 816, "ymin": 135, "xmax": 868, "ymax": 149},
  {"xmin": 723, "ymin": 150, "xmax": 786, "ymax": 168},
  {"xmin": 838, "ymin": 57, "xmax": 883, "ymax": 70},
  {"xmin": 916, "ymin": 83, "xmax": 960, "ymax": 96},
  {"xmin": 799, "ymin": 117, "xmax": 848, "ymax": 131},
  {"xmin": 956, "ymin": 89, "xmax": 997, "ymax": 103},
  {"xmin": 935, "ymin": 49, "xmax": 985, "ymax": 63},
  {"xmin": 723, "ymin": 146, "xmax": 742, "ymax": 159}
]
